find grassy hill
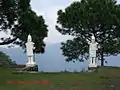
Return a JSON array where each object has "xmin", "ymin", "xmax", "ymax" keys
[{"xmin": 0, "ymin": 67, "xmax": 120, "ymax": 90}]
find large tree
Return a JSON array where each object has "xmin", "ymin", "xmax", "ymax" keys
[
  {"xmin": 0, "ymin": 0, "xmax": 48, "ymax": 53},
  {"xmin": 56, "ymin": 0, "xmax": 120, "ymax": 66}
]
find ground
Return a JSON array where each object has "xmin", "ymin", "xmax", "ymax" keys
[{"xmin": 0, "ymin": 66, "xmax": 120, "ymax": 90}]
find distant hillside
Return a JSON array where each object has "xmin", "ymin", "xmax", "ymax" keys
[{"xmin": 0, "ymin": 43, "xmax": 120, "ymax": 72}]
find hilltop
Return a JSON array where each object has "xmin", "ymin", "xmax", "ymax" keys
[{"xmin": 0, "ymin": 66, "xmax": 120, "ymax": 90}]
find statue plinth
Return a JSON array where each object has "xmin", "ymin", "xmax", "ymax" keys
[{"xmin": 14, "ymin": 64, "xmax": 38, "ymax": 73}]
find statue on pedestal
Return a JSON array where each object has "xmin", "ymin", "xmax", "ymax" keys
[
  {"xmin": 87, "ymin": 34, "xmax": 98, "ymax": 68},
  {"xmin": 25, "ymin": 34, "xmax": 36, "ymax": 67}
]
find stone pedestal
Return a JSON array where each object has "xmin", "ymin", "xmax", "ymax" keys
[
  {"xmin": 15, "ymin": 64, "xmax": 38, "ymax": 72},
  {"xmin": 88, "ymin": 67, "xmax": 98, "ymax": 72},
  {"xmin": 26, "ymin": 65, "xmax": 38, "ymax": 72}
]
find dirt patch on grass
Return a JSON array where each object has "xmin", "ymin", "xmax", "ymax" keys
[{"xmin": 101, "ymin": 78, "xmax": 120, "ymax": 90}]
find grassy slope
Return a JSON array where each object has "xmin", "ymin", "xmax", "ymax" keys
[{"xmin": 0, "ymin": 67, "xmax": 120, "ymax": 90}]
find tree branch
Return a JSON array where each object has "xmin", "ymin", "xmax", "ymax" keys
[{"xmin": 0, "ymin": 37, "xmax": 17, "ymax": 45}]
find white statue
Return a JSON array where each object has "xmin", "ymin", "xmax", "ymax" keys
[
  {"xmin": 25, "ymin": 34, "xmax": 36, "ymax": 67},
  {"xmin": 87, "ymin": 34, "xmax": 98, "ymax": 68}
]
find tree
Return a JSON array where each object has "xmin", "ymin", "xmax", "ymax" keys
[
  {"xmin": 56, "ymin": 0, "xmax": 120, "ymax": 66},
  {"xmin": 0, "ymin": 51, "xmax": 17, "ymax": 68},
  {"xmin": 0, "ymin": 0, "xmax": 48, "ymax": 53}
]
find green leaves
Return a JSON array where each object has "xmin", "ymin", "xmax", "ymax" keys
[
  {"xmin": 61, "ymin": 37, "xmax": 89, "ymax": 62},
  {"xmin": 56, "ymin": 0, "xmax": 120, "ymax": 65},
  {"xmin": 0, "ymin": 51, "xmax": 16, "ymax": 68},
  {"xmin": 0, "ymin": 0, "xmax": 48, "ymax": 54}
]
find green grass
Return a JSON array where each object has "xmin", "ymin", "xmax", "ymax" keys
[{"xmin": 0, "ymin": 67, "xmax": 120, "ymax": 90}]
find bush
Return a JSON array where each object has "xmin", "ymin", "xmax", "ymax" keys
[{"xmin": 0, "ymin": 51, "xmax": 17, "ymax": 68}]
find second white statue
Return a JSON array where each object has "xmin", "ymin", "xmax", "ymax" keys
[{"xmin": 87, "ymin": 35, "xmax": 98, "ymax": 68}]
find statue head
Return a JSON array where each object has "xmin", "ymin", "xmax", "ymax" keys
[
  {"xmin": 27, "ymin": 34, "xmax": 32, "ymax": 42},
  {"xmin": 91, "ymin": 34, "xmax": 95, "ymax": 43}
]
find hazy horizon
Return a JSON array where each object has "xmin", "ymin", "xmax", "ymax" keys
[{"xmin": 0, "ymin": 43, "xmax": 120, "ymax": 72}]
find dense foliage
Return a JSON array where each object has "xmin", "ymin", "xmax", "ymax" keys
[{"xmin": 0, "ymin": 0, "xmax": 48, "ymax": 53}]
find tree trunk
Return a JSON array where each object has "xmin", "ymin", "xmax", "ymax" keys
[
  {"xmin": 101, "ymin": 53, "xmax": 104, "ymax": 66},
  {"xmin": 33, "ymin": 53, "xmax": 35, "ymax": 62},
  {"xmin": 100, "ymin": 47, "xmax": 104, "ymax": 66}
]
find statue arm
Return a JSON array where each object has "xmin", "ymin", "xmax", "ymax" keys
[
  {"xmin": 97, "ymin": 43, "xmax": 100, "ymax": 49},
  {"xmin": 86, "ymin": 39, "xmax": 90, "ymax": 44},
  {"xmin": 33, "ymin": 47, "xmax": 35, "ymax": 50},
  {"xmin": 33, "ymin": 42, "xmax": 35, "ymax": 50}
]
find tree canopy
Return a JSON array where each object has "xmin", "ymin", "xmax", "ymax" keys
[
  {"xmin": 0, "ymin": 0, "xmax": 48, "ymax": 53},
  {"xmin": 56, "ymin": 0, "xmax": 120, "ymax": 66}
]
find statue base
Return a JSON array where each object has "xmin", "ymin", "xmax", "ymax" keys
[
  {"xmin": 15, "ymin": 65, "xmax": 38, "ymax": 72},
  {"xmin": 88, "ymin": 66, "xmax": 98, "ymax": 72},
  {"xmin": 25, "ymin": 65, "xmax": 38, "ymax": 72}
]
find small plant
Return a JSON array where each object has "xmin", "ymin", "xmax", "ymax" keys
[{"xmin": 73, "ymin": 70, "xmax": 79, "ymax": 74}]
